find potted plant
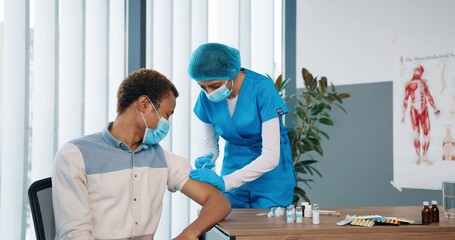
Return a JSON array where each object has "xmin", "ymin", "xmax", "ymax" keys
[{"xmin": 270, "ymin": 68, "xmax": 350, "ymax": 203}]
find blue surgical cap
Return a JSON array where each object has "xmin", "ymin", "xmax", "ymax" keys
[{"xmin": 188, "ymin": 43, "xmax": 241, "ymax": 81}]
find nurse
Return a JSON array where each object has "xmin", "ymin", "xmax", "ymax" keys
[{"xmin": 188, "ymin": 42, "xmax": 295, "ymax": 208}]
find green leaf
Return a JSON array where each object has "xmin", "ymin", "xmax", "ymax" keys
[
  {"xmin": 293, "ymin": 187, "xmax": 310, "ymax": 204},
  {"xmin": 307, "ymin": 165, "xmax": 323, "ymax": 178},
  {"xmin": 310, "ymin": 102, "xmax": 326, "ymax": 116},
  {"xmin": 295, "ymin": 159, "xmax": 319, "ymax": 175},
  {"xmin": 314, "ymin": 144, "xmax": 324, "ymax": 156},
  {"xmin": 281, "ymin": 77, "xmax": 291, "ymax": 90},
  {"xmin": 301, "ymin": 179, "xmax": 314, "ymax": 188},
  {"xmin": 299, "ymin": 159, "xmax": 318, "ymax": 165},
  {"xmin": 312, "ymin": 82, "xmax": 318, "ymax": 92},
  {"xmin": 302, "ymin": 138, "xmax": 315, "ymax": 149},
  {"xmin": 319, "ymin": 112, "xmax": 329, "ymax": 119},
  {"xmin": 319, "ymin": 77, "xmax": 327, "ymax": 93},
  {"xmin": 297, "ymin": 108, "xmax": 305, "ymax": 119},
  {"xmin": 319, "ymin": 129, "xmax": 330, "ymax": 140},
  {"xmin": 334, "ymin": 103, "xmax": 348, "ymax": 114},
  {"xmin": 319, "ymin": 118, "xmax": 334, "ymax": 126},
  {"xmin": 294, "ymin": 161, "xmax": 308, "ymax": 173},
  {"xmin": 297, "ymin": 141, "xmax": 305, "ymax": 155},
  {"xmin": 330, "ymin": 82, "xmax": 336, "ymax": 92},
  {"xmin": 295, "ymin": 176, "xmax": 314, "ymax": 185},
  {"xmin": 306, "ymin": 129, "xmax": 321, "ymax": 141},
  {"xmin": 308, "ymin": 137, "xmax": 321, "ymax": 147}
]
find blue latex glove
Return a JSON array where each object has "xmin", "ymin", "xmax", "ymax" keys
[
  {"xmin": 194, "ymin": 153, "xmax": 215, "ymax": 169},
  {"xmin": 190, "ymin": 168, "xmax": 225, "ymax": 192}
]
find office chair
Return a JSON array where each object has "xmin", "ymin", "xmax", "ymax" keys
[{"xmin": 28, "ymin": 177, "xmax": 56, "ymax": 240}]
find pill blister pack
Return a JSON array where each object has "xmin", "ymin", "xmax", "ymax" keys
[
  {"xmin": 395, "ymin": 218, "xmax": 415, "ymax": 224},
  {"xmin": 371, "ymin": 218, "xmax": 400, "ymax": 226},
  {"xmin": 336, "ymin": 215, "xmax": 357, "ymax": 226},
  {"xmin": 337, "ymin": 215, "xmax": 416, "ymax": 227},
  {"xmin": 350, "ymin": 218, "xmax": 375, "ymax": 227}
]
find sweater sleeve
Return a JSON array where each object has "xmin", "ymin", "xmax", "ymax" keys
[{"xmin": 52, "ymin": 143, "xmax": 95, "ymax": 240}]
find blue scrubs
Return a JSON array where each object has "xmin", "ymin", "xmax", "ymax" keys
[{"xmin": 194, "ymin": 68, "xmax": 295, "ymax": 208}]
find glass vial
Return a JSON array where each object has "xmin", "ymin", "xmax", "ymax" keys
[
  {"xmin": 312, "ymin": 203, "xmax": 320, "ymax": 225},
  {"xmin": 286, "ymin": 205, "xmax": 295, "ymax": 223},
  {"xmin": 296, "ymin": 206, "xmax": 303, "ymax": 223},
  {"xmin": 431, "ymin": 200, "xmax": 440, "ymax": 222},
  {"xmin": 422, "ymin": 201, "xmax": 431, "ymax": 224}
]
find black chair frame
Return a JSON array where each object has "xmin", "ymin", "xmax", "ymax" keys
[{"xmin": 28, "ymin": 177, "xmax": 53, "ymax": 240}]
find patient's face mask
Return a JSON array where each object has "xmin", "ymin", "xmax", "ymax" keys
[
  {"xmin": 205, "ymin": 80, "xmax": 233, "ymax": 102},
  {"xmin": 141, "ymin": 98, "xmax": 170, "ymax": 145}
]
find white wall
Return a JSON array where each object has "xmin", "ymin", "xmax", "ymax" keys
[{"xmin": 296, "ymin": 0, "xmax": 455, "ymax": 86}]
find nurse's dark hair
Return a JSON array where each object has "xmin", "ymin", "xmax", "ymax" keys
[{"xmin": 117, "ymin": 68, "xmax": 179, "ymax": 114}]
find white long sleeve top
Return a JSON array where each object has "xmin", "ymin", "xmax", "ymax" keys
[{"xmin": 201, "ymin": 103, "xmax": 281, "ymax": 191}]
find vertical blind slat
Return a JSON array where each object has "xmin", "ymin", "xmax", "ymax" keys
[
  {"xmin": 108, "ymin": 0, "xmax": 126, "ymax": 120},
  {"xmin": 0, "ymin": 0, "xmax": 30, "ymax": 239},
  {"xmin": 58, "ymin": 0, "xmax": 84, "ymax": 144},
  {"xmin": 31, "ymin": 0, "xmax": 58, "ymax": 181},
  {"xmin": 251, "ymin": 0, "xmax": 275, "ymax": 76},
  {"xmin": 239, "ymin": 0, "xmax": 251, "ymax": 68},
  {"xmin": 85, "ymin": 0, "xmax": 108, "ymax": 134}
]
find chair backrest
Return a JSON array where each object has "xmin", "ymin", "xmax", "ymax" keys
[{"xmin": 28, "ymin": 177, "xmax": 56, "ymax": 240}]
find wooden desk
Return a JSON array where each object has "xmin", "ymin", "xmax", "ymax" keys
[{"xmin": 202, "ymin": 206, "xmax": 455, "ymax": 240}]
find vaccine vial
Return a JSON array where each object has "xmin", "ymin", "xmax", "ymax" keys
[
  {"xmin": 286, "ymin": 205, "xmax": 295, "ymax": 223},
  {"xmin": 422, "ymin": 201, "xmax": 431, "ymax": 224},
  {"xmin": 312, "ymin": 203, "xmax": 320, "ymax": 225},
  {"xmin": 431, "ymin": 200, "xmax": 440, "ymax": 222},
  {"xmin": 295, "ymin": 206, "xmax": 303, "ymax": 223}
]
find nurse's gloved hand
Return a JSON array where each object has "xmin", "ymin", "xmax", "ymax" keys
[
  {"xmin": 190, "ymin": 168, "xmax": 225, "ymax": 192},
  {"xmin": 194, "ymin": 153, "xmax": 215, "ymax": 169}
]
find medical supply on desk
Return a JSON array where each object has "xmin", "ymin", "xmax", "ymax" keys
[
  {"xmin": 337, "ymin": 214, "xmax": 416, "ymax": 227},
  {"xmin": 431, "ymin": 200, "xmax": 440, "ymax": 222},
  {"xmin": 422, "ymin": 201, "xmax": 432, "ymax": 224},
  {"xmin": 336, "ymin": 215, "xmax": 357, "ymax": 225},
  {"xmin": 312, "ymin": 204, "xmax": 320, "ymax": 225},
  {"xmin": 319, "ymin": 210, "xmax": 341, "ymax": 216},
  {"xmin": 267, "ymin": 207, "xmax": 284, "ymax": 218},
  {"xmin": 295, "ymin": 206, "xmax": 303, "ymax": 223},
  {"xmin": 350, "ymin": 218, "xmax": 374, "ymax": 227},
  {"xmin": 286, "ymin": 205, "xmax": 296, "ymax": 223},
  {"xmin": 303, "ymin": 202, "xmax": 312, "ymax": 218}
]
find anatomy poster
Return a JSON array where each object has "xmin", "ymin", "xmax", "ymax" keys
[{"xmin": 392, "ymin": 35, "xmax": 455, "ymax": 190}]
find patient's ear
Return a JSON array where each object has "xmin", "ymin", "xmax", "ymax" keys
[{"xmin": 137, "ymin": 95, "xmax": 150, "ymax": 112}]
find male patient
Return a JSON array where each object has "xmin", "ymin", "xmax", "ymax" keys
[{"xmin": 52, "ymin": 68, "xmax": 231, "ymax": 240}]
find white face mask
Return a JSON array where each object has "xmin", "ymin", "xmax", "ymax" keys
[{"xmin": 205, "ymin": 80, "xmax": 233, "ymax": 102}]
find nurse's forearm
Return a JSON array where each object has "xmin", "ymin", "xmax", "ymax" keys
[{"xmin": 202, "ymin": 122, "xmax": 220, "ymax": 161}]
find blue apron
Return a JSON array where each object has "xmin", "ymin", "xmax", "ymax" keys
[{"xmin": 194, "ymin": 69, "xmax": 295, "ymax": 208}]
